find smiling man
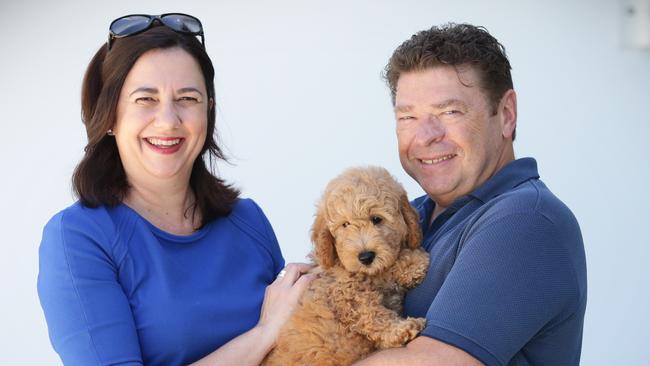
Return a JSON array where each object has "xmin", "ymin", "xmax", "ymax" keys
[{"xmin": 355, "ymin": 24, "xmax": 587, "ymax": 366}]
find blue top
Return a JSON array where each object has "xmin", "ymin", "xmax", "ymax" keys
[
  {"xmin": 404, "ymin": 158, "xmax": 587, "ymax": 366},
  {"xmin": 37, "ymin": 198, "xmax": 284, "ymax": 366}
]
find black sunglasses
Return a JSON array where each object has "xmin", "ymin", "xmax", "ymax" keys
[{"xmin": 108, "ymin": 13, "xmax": 204, "ymax": 50}]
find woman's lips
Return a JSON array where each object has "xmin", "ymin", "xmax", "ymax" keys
[{"xmin": 144, "ymin": 137, "xmax": 184, "ymax": 154}]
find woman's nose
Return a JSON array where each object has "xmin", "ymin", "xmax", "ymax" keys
[{"xmin": 153, "ymin": 100, "xmax": 181, "ymax": 129}]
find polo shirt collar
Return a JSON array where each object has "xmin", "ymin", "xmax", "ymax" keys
[{"xmin": 469, "ymin": 157, "xmax": 540, "ymax": 203}]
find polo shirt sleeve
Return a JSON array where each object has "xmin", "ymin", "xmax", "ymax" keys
[
  {"xmin": 421, "ymin": 211, "xmax": 581, "ymax": 366},
  {"xmin": 37, "ymin": 210, "xmax": 143, "ymax": 366}
]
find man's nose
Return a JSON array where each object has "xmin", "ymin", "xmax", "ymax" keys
[{"xmin": 414, "ymin": 115, "xmax": 445, "ymax": 145}]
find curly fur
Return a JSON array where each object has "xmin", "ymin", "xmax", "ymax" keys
[{"xmin": 262, "ymin": 166, "xmax": 430, "ymax": 366}]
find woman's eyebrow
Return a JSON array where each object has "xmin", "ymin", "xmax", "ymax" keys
[
  {"xmin": 129, "ymin": 87, "xmax": 157, "ymax": 96},
  {"xmin": 128, "ymin": 87, "xmax": 204, "ymax": 96},
  {"xmin": 177, "ymin": 87, "xmax": 203, "ymax": 96}
]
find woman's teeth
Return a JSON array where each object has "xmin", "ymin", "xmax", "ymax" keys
[{"xmin": 146, "ymin": 138, "xmax": 181, "ymax": 147}]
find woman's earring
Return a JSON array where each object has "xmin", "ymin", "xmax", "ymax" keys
[{"xmin": 107, "ymin": 129, "xmax": 115, "ymax": 136}]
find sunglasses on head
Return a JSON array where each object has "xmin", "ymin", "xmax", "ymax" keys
[{"xmin": 108, "ymin": 13, "xmax": 204, "ymax": 50}]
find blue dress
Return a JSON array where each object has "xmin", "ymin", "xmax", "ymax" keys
[{"xmin": 38, "ymin": 198, "xmax": 284, "ymax": 366}]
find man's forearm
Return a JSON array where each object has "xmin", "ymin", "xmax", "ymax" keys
[
  {"xmin": 354, "ymin": 346, "xmax": 419, "ymax": 366},
  {"xmin": 353, "ymin": 337, "xmax": 484, "ymax": 366}
]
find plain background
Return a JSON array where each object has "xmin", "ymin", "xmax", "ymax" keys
[{"xmin": 1, "ymin": 0, "xmax": 648, "ymax": 364}]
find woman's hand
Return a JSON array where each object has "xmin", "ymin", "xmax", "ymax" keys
[{"xmin": 255, "ymin": 263, "xmax": 316, "ymax": 345}]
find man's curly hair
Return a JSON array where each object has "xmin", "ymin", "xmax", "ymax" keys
[{"xmin": 383, "ymin": 23, "xmax": 513, "ymax": 116}]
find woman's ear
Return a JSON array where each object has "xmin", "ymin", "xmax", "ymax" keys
[
  {"xmin": 310, "ymin": 205, "xmax": 337, "ymax": 268},
  {"xmin": 400, "ymin": 194, "xmax": 422, "ymax": 249}
]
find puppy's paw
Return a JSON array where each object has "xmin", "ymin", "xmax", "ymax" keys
[
  {"xmin": 377, "ymin": 317, "xmax": 427, "ymax": 349},
  {"xmin": 409, "ymin": 248, "xmax": 430, "ymax": 285},
  {"xmin": 391, "ymin": 248, "xmax": 430, "ymax": 288},
  {"xmin": 412, "ymin": 316, "xmax": 427, "ymax": 333}
]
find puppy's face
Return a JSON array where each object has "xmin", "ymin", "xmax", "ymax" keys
[{"xmin": 324, "ymin": 175, "xmax": 408, "ymax": 276}]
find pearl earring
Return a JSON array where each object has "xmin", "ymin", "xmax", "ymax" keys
[{"xmin": 107, "ymin": 129, "xmax": 115, "ymax": 136}]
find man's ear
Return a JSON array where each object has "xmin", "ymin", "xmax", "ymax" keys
[{"xmin": 498, "ymin": 89, "xmax": 517, "ymax": 139}]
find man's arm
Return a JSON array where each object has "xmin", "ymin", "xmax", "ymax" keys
[{"xmin": 354, "ymin": 336, "xmax": 483, "ymax": 366}]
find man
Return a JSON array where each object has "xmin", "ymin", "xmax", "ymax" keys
[{"xmin": 355, "ymin": 24, "xmax": 587, "ymax": 366}]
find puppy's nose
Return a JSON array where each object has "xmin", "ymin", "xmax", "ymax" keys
[{"xmin": 358, "ymin": 251, "xmax": 376, "ymax": 266}]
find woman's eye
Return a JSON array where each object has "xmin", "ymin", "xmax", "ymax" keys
[
  {"xmin": 135, "ymin": 97, "xmax": 156, "ymax": 104},
  {"xmin": 178, "ymin": 96, "xmax": 199, "ymax": 102},
  {"xmin": 371, "ymin": 216, "xmax": 383, "ymax": 225}
]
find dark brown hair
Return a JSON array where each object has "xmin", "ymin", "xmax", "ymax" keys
[
  {"xmin": 383, "ymin": 23, "xmax": 514, "ymax": 138},
  {"xmin": 73, "ymin": 25, "xmax": 239, "ymax": 225}
]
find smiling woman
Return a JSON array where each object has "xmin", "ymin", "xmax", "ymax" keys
[
  {"xmin": 37, "ymin": 15, "xmax": 314, "ymax": 366},
  {"xmin": 113, "ymin": 48, "xmax": 210, "ymax": 231}
]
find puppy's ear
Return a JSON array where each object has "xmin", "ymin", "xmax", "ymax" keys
[
  {"xmin": 310, "ymin": 206, "xmax": 337, "ymax": 268},
  {"xmin": 400, "ymin": 194, "xmax": 422, "ymax": 249}
]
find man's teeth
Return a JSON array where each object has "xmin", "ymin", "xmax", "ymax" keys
[
  {"xmin": 421, "ymin": 154, "xmax": 455, "ymax": 164},
  {"xmin": 146, "ymin": 138, "xmax": 181, "ymax": 146}
]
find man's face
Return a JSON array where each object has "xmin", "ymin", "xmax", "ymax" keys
[{"xmin": 394, "ymin": 66, "xmax": 515, "ymax": 208}]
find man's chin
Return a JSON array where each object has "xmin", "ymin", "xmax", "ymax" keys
[{"xmin": 420, "ymin": 180, "xmax": 459, "ymax": 200}]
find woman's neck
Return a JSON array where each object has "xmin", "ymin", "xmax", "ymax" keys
[{"xmin": 123, "ymin": 178, "xmax": 201, "ymax": 236}]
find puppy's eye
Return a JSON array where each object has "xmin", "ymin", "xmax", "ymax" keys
[
  {"xmin": 371, "ymin": 216, "xmax": 383, "ymax": 225},
  {"xmin": 342, "ymin": 221, "xmax": 350, "ymax": 228}
]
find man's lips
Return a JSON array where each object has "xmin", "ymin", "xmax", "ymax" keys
[{"xmin": 417, "ymin": 153, "xmax": 457, "ymax": 165}]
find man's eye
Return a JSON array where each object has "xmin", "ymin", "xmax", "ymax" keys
[
  {"xmin": 443, "ymin": 110, "xmax": 461, "ymax": 116},
  {"xmin": 398, "ymin": 116, "xmax": 415, "ymax": 121},
  {"xmin": 178, "ymin": 96, "xmax": 199, "ymax": 102}
]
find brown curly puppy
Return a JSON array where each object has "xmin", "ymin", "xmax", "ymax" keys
[{"xmin": 262, "ymin": 166, "xmax": 430, "ymax": 366}]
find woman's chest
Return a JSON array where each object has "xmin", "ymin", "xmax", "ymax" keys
[{"xmin": 115, "ymin": 226, "xmax": 274, "ymax": 365}]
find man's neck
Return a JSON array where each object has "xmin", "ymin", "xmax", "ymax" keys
[{"xmin": 429, "ymin": 203, "xmax": 447, "ymax": 226}]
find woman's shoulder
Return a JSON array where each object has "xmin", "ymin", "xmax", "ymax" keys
[
  {"xmin": 226, "ymin": 198, "xmax": 279, "ymax": 247},
  {"xmin": 47, "ymin": 202, "xmax": 117, "ymax": 229},
  {"xmin": 227, "ymin": 197, "xmax": 269, "ymax": 231},
  {"xmin": 229, "ymin": 197, "xmax": 265, "ymax": 221},
  {"xmin": 42, "ymin": 202, "xmax": 132, "ymax": 253},
  {"xmin": 224, "ymin": 197, "xmax": 284, "ymax": 271}
]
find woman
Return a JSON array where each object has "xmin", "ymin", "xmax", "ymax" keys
[{"xmin": 37, "ymin": 14, "xmax": 312, "ymax": 366}]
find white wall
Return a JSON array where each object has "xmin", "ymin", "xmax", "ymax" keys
[{"xmin": 1, "ymin": 0, "xmax": 648, "ymax": 364}]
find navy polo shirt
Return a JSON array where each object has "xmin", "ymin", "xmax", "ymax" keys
[{"xmin": 404, "ymin": 158, "xmax": 587, "ymax": 366}]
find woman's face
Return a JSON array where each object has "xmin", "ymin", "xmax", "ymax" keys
[{"xmin": 113, "ymin": 47, "xmax": 209, "ymax": 187}]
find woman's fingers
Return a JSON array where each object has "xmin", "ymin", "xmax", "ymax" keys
[
  {"xmin": 257, "ymin": 262, "xmax": 316, "ymax": 339},
  {"xmin": 273, "ymin": 263, "xmax": 315, "ymax": 287},
  {"xmin": 289, "ymin": 273, "xmax": 316, "ymax": 298}
]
